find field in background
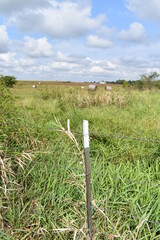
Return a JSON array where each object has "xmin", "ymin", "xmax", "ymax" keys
[
  {"xmin": 16, "ymin": 80, "xmax": 119, "ymax": 87},
  {"xmin": 1, "ymin": 82, "xmax": 160, "ymax": 239}
]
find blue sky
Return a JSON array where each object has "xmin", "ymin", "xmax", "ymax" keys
[{"xmin": 0, "ymin": 0, "xmax": 160, "ymax": 81}]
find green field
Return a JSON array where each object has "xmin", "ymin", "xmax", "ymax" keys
[{"xmin": 0, "ymin": 82, "xmax": 160, "ymax": 239}]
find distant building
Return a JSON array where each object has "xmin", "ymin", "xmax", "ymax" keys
[{"xmin": 99, "ymin": 81, "xmax": 105, "ymax": 84}]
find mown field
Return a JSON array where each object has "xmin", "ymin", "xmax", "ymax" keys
[{"xmin": 0, "ymin": 82, "xmax": 160, "ymax": 239}]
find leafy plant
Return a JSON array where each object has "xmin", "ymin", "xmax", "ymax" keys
[
  {"xmin": 0, "ymin": 75, "xmax": 16, "ymax": 88},
  {"xmin": 140, "ymin": 72, "xmax": 160, "ymax": 90}
]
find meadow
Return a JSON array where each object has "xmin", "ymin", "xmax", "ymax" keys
[{"xmin": 0, "ymin": 82, "xmax": 160, "ymax": 239}]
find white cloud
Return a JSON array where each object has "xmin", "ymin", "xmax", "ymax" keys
[
  {"xmin": 51, "ymin": 61, "xmax": 78, "ymax": 72},
  {"xmin": 126, "ymin": 0, "xmax": 160, "ymax": 23},
  {"xmin": 89, "ymin": 59, "xmax": 116, "ymax": 75},
  {"xmin": 24, "ymin": 36, "xmax": 53, "ymax": 58},
  {"xmin": 0, "ymin": 52, "xmax": 17, "ymax": 69},
  {"xmin": 0, "ymin": 0, "xmax": 49, "ymax": 15},
  {"xmin": 86, "ymin": 35, "xmax": 113, "ymax": 48},
  {"xmin": 19, "ymin": 58, "xmax": 35, "ymax": 67},
  {"xmin": 119, "ymin": 56, "xmax": 149, "ymax": 68},
  {"xmin": 0, "ymin": 49, "xmax": 159, "ymax": 81},
  {"xmin": 0, "ymin": 25, "xmax": 10, "ymax": 53},
  {"xmin": 118, "ymin": 22, "xmax": 147, "ymax": 43},
  {"xmin": 9, "ymin": 1, "xmax": 106, "ymax": 38},
  {"xmin": 55, "ymin": 51, "xmax": 90, "ymax": 65},
  {"xmin": 51, "ymin": 52, "xmax": 90, "ymax": 73},
  {"xmin": 90, "ymin": 66, "xmax": 105, "ymax": 73},
  {"xmin": 56, "ymin": 51, "xmax": 79, "ymax": 63},
  {"xmin": 89, "ymin": 66, "xmax": 113, "ymax": 74}
]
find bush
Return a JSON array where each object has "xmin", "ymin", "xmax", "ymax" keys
[
  {"xmin": 140, "ymin": 72, "xmax": 160, "ymax": 90},
  {"xmin": 0, "ymin": 75, "xmax": 16, "ymax": 87}
]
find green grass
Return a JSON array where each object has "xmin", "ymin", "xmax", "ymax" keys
[{"xmin": 0, "ymin": 83, "xmax": 160, "ymax": 239}]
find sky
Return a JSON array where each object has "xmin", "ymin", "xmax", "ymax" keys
[{"xmin": 0, "ymin": 0, "xmax": 160, "ymax": 82}]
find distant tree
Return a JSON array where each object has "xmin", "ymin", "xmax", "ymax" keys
[
  {"xmin": 122, "ymin": 80, "xmax": 129, "ymax": 88},
  {"xmin": 0, "ymin": 75, "xmax": 16, "ymax": 87},
  {"xmin": 154, "ymin": 81, "xmax": 160, "ymax": 89},
  {"xmin": 128, "ymin": 80, "xmax": 133, "ymax": 85},
  {"xmin": 134, "ymin": 80, "xmax": 143, "ymax": 90},
  {"xmin": 140, "ymin": 72, "xmax": 160, "ymax": 90},
  {"xmin": 116, "ymin": 79, "xmax": 126, "ymax": 85}
]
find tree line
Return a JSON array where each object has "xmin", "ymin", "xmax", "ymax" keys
[{"xmin": 108, "ymin": 72, "xmax": 160, "ymax": 90}]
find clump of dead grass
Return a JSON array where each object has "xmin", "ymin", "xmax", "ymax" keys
[
  {"xmin": 0, "ymin": 151, "xmax": 33, "ymax": 196},
  {"xmin": 74, "ymin": 92, "xmax": 126, "ymax": 108}
]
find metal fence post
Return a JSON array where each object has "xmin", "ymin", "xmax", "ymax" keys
[{"xmin": 83, "ymin": 120, "xmax": 92, "ymax": 239}]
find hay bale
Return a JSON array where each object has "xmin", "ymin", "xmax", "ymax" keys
[
  {"xmin": 88, "ymin": 84, "xmax": 97, "ymax": 91},
  {"xmin": 105, "ymin": 86, "xmax": 112, "ymax": 91}
]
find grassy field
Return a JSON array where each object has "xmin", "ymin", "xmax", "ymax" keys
[{"xmin": 0, "ymin": 82, "xmax": 160, "ymax": 239}]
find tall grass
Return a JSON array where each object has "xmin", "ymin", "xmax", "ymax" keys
[{"xmin": 0, "ymin": 84, "xmax": 160, "ymax": 239}]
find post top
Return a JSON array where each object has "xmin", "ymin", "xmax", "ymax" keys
[{"xmin": 83, "ymin": 120, "xmax": 89, "ymax": 148}]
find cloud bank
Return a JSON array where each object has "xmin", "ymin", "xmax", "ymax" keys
[{"xmin": 126, "ymin": 0, "xmax": 160, "ymax": 23}]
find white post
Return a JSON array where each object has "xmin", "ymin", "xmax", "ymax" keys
[
  {"xmin": 67, "ymin": 119, "xmax": 71, "ymax": 133},
  {"xmin": 83, "ymin": 120, "xmax": 92, "ymax": 239},
  {"xmin": 83, "ymin": 120, "xmax": 89, "ymax": 149}
]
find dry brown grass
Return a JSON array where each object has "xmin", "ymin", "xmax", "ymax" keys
[
  {"xmin": 0, "ymin": 150, "xmax": 33, "ymax": 196},
  {"xmin": 70, "ymin": 91, "xmax": 126, "ymax": 108}
]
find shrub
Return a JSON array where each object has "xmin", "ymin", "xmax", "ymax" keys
[
  {"xmin": 140, "ymin": 72, "xmax": 160, "ymax": 90},
  {"xmin": 0, "ymin": 75, "xmax": 16, "ymax": 87}
]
